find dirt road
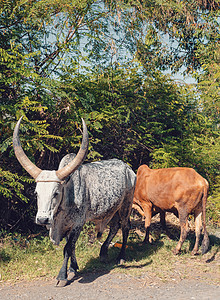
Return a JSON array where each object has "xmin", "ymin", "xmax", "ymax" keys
[
  {"xmin": 0, "ymin": 271, "xmax": 219, "ymax": 300},
  {"xmin": 0, "ymin": 273, "xmax": 220, "ymax": 300}
]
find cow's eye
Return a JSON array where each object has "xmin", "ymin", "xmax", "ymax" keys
[{"xmin": 53, "ymin": 191, "xmax": 59, "ymax": 198}]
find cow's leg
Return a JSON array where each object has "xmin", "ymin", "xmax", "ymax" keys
[
  {"xmin": 192, "ymin": 210, "xmax": 202, "ymax": 255},
  {"xmin": 116, "ymin": 218, "xmax": 130, "ymax": 264},
  {"xmin": 160, "ymin": 211, "xmax": 175, "ymax": 240},
  {"xmin": 56, "ymin": 239, "xmax": 71, "ymax": 287},
  {"xmin": 56, "ymin": 226, "xmax": 82, "ymax": 287},
  {"xmin": 100, "ymin": 213, "xmax": 121, "ymax": 263},
  {"xmin": 142, "ymin": 202, "xmax": 152, "ymax": 243},
  {"xmin": 115, "ymin": 190, "xmax": 134, "ymax": 264},
  {"xmin": 160, "ymin": 211, "xmax": 166, "ymax": 230},
  {"xmin": 68, "ymin": 226, "xmax": 83, "ymax": 281},
  {"xmin": 173, "ymin": 209, "xmax": 189, "ymax": 255},
  {"xmin": 160, "ymin": 211, "xmax": 171, "ymax": 236}
]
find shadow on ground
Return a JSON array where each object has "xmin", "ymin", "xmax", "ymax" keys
[{"xmin": 66, "ymin": 212, "xmax": 220, "ymax": 286}]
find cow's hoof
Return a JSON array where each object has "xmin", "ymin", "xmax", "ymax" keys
[
  {"xmin": 55, "ymin": 280, "xmax": 68, "ymax": 287},
  {"xmin": 172, "ymin": 248, "xmax": 180, "ymax": 255},
  {"xmin": 67, "ymin": 271, "xmax": 77, "ymax": 281},
  {"xmin": 191, "ymin": 250, "xmax": 199, "ymax": 256}
]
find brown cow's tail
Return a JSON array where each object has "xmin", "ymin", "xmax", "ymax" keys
[{"xmin": 201, "ymin": 180, "xmax": 209, "ymax": 255}]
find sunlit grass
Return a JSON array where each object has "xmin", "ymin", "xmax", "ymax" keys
[{"xmin": 0, "ymin": 233, "xmax": 62, "ymax": 281}]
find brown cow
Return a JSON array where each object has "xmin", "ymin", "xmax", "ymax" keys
[{"xmin": 133, "ymin": 165, "xmax": 209, "ymax": 255}]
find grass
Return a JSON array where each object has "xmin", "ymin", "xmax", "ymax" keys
[
  {"xmin": 0, "ymin": 216, "xmax": 219, "ymax": 285},
  {"xmin": 0, "ymin": 232, "xmax": 62, "ymax": 281}
]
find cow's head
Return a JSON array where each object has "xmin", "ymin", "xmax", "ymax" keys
[{"xmin": 13, "ymin": 117, "xmax": 89, "ymax": 226}]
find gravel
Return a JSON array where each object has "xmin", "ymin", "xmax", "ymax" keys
[{"xmin": 0, "ymin": 272, "xmax": 219, "ymax": 300}]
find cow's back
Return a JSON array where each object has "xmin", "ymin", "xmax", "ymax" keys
[
  {"xmin": 81, "ymin": 159, "xmax": 136, "ymax": 215},
  {"xmin": 60, "ymin": 157, "xmax": 136, "ymax": 217}
]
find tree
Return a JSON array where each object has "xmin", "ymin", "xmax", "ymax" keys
[{"xmin": 0, "ymin": 0, "xmax": 219, "ymax": 231}]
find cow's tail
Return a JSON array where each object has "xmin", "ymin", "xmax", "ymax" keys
[{"xmin": 201, "ymin": 179, "xmax": 209, "ymax": 255}]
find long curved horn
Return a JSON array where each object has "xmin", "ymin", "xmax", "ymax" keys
[
  {"xmin": 56, "ymin": 118, "xmax": 89, "ymax": 180},
  {"xmin": 13, "ymin": 116, "xmax": 42, "ymax": 179}
]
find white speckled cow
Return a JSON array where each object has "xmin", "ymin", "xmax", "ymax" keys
[{"xmin": 13, "ymin": 117, "xmax": 136, "ymax": 287}]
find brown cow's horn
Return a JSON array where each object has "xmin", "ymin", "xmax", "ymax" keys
[
  {"xmin": 13, "ymin": 116, "xmax": 42, "ymax": 179},
  {"xmin": 56, "ymin": 118, "xmax": 89, "ymax": 180}
]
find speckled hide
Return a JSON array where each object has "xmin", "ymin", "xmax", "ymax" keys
[{"xmin": 50, "ymin": 154, "xmax": 136, "ymax": 285}]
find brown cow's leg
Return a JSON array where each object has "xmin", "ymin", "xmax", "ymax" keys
[
  {"xmin": 192, "ymin": 211, "xmax": 202, "ymax": 255},
  {"xmin": 160, "ymin": 211, "xmax": 166, "ymax": 230},
  {"xmin": 143, "ymin": 227, "xmax": 150, "ymax": 243},
  {"xmin": 142, "ymin": 202, "xmax": 152, "ymax": 243},
  {"xmin": 173, "ymin": 210, "xmax": 189, "ymax": 255},
  {"xmin": 160, "ymin": 211, "xmax": 174, "ymax": 240}
]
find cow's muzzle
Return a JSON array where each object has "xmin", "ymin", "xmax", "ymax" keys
[{"xmin": 36, "ymin": 217, "xmax": 50, "ymax": 225}]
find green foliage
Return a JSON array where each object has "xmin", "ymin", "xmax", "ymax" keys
[
  {"xmin": 0, "ymin": 168, "xmax": 32, "ymax": 202},
  {"xmin": 196, "ymin": 46, "xmax": 220, "ymax": 131},
  {"xmin": 128, "ymin": 0, "xmax": 220, "ymax": 73},
  {"xmin": 207, "ymin": 176, "xmax": 220, "ymax": 226},
  {"xmin": 0, "ymin": 0, "xmax": 219, "ymax": 231}
]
